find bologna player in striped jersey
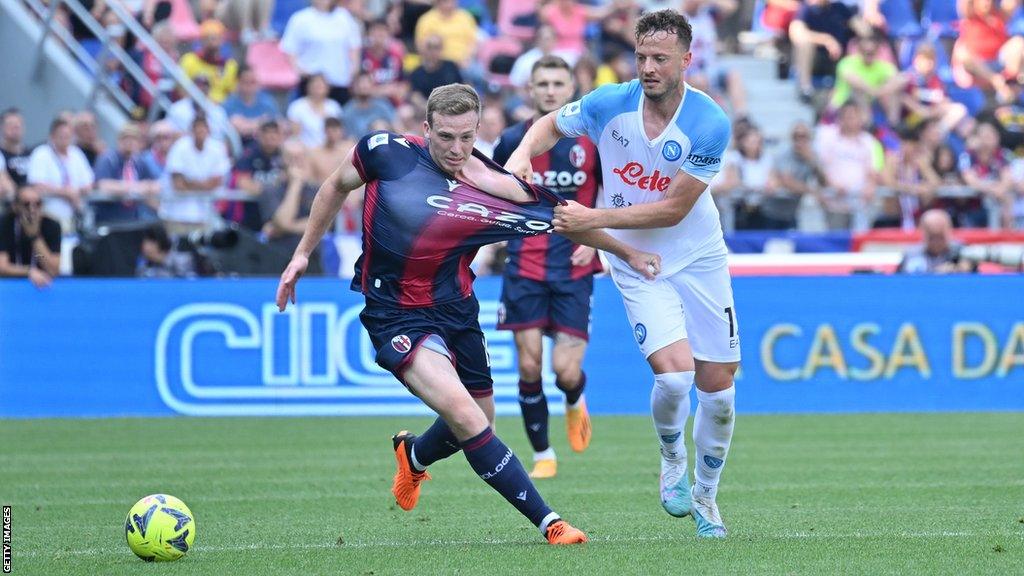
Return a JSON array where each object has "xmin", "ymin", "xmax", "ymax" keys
[
  {"xmin": 276, "ymin": 84, "xmax": 661, "ymax": 544},
  {"xmin": 492, "ymin": 56, "xmax": 602, "ymax": 479}
]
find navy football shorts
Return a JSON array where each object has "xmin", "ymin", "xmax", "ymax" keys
[
  {"xmin": 359, "ymin": 296, "xmax": 493, "ymax": 398},
  {"xmin": 496, "ymin": 275, "xmax": 594, "ymax": 340}
]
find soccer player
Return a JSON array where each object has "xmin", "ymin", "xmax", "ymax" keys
[
  {"xmin": 491, "ymin": 56, "xmax": 602, "ymax": 479},
  {"xmin": 276, "ymin": 84, "xmax": 661, "ymax": 545},
  {"xmin": 505, "ymin": 10, "xmax": 739, "ymax": 538}
]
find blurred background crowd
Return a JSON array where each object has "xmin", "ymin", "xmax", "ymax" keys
[{"xmin": 4, "ymin": 0, "xmax": 1024, "ymax": 283}]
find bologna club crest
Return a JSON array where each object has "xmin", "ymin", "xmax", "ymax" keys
[
  {"xmin": 569, "ymin": 144, "xmax": 586, "ymax": 168},
  {"xmin": 391, "ymin": 335, "xmax": 412, "ymax": 353}
]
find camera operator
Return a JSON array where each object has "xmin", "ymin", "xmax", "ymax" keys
[
  {"xmin": 0, "ymin": 185, "xmax": 61, "ymax": 287},
  {"xmin": 896, "ymin": 209, "xmax": 978, "ymax": 274}
]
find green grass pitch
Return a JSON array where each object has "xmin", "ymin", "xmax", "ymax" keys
[{"xmin": 1, "ymin": 413, "xmax": 1022, "ymax": 575}]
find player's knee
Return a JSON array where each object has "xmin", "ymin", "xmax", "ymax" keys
[
  {"xmin": 440, "ymin": 397, "xmax": 490, "ymax": 439},
  {"xmin": 518, "ymin": 357, "xmax": 543, "ymax": 383},
  {"xmin": 695, "ymin": 361, "xmax": 738, "ymax": 393},
  {"xmin": 552, "ymin": 361, "xmax": 581, "ymax": 389}
]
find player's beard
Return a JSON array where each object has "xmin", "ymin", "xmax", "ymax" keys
[{"xmin": 642, "ymin": 76, "xmax": 681, "ymax": 102}]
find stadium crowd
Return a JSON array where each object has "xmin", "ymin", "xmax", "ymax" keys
[{"xmin": 4, "ymin": 0, "xmax": 1024, "ymax": 282}]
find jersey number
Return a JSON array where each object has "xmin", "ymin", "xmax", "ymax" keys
[{"xmin": 724, "ymin": 306, "xmax": 735, "ymax": 338}]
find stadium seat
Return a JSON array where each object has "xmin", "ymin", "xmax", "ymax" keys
[
  {"xmin": 476, "ymin": 37, "xmax": 522, "ymax": 88},
  {"xmin": 272, "ymin": 0, "xmax": 309, "ymax": 36},
  {"xmin": 246, "ymin": 40, "xmax": 299, "ymax": 90},
  {"xmin": 497, "ymin": 0, "xmax": 538, "ymax": 41},
  {"xmin": 922, "ymin": 0, "xmax": 960, "ymax": 39},
  {"xmin": 880, "ymin": 0, "xmax": 923, "ymax": 39},
  {"xmin": 168, "ymin": 0, "xmax": 200, "ymax": 42}
]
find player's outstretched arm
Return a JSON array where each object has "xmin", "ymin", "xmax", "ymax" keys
[
  {"xmin": 276, "ymin": 148, "xmax": 364, "ymax": 312},
  {"xmin": 504, "ymin": 111, "xmax": 564, "ymax": 181},
  {"xmin": 554, "ymin": 172, "xmax": 708, "ymax": 232},
  {"xmin": 564, "ymin": 229, "xmax": 661, "ymax": 280}
]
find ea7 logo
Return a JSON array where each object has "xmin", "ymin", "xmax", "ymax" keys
[{"xmin": 612, "ymin": 130, "xmax": 629, "ymax": 147}]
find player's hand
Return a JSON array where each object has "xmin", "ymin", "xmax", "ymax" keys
[
  {"xmin": 504, "ymin": 152, "xmax": 534, "ymax": 183},
  {"xmin": 28, "ymin": 267, "xmax": 52, "ymax": 289},
  {"xmin": 626, "ymin": 250, "xmax": 661, "ymax": 280},
  {"xmin": 276, "ymin": 254, "xmax": 308, "ymax": 312},
  {"xmin": 571, "ymin": 245, "xmax": 597, "ymax": 267},
  {"xmin": 554, "ymin": 201, "xmax": 598, "ymax": 233}
]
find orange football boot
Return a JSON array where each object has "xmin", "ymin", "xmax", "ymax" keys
[
  {"xmin": 565, "ymin": 397, "xmax": 592, "ymax": 453},
  {"xmin": 391, "ymin": 431, "xmax": 430, "ymax": 511},
  {"xmin": 545, "ymin": 520, "xmax": 588, "ymax": 545}
]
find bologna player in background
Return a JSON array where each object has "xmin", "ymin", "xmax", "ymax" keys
[
  {"xmin": 276, "ymin": 84, "xmax": 661, "ymax": 544},
  {"xmin": 492, "ymin": 56, "xmax": 602, "ymax": 480}
]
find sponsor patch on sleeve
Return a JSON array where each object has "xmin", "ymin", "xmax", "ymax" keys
[
  {"xmin": 561, "ymin": 101, "xmax": 582, "ymax": 117},
  {"xmin": 368, "ymin": 133, "xmax": 389, "ymax": 150}
]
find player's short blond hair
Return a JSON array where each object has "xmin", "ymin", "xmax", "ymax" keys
[{"xmin": 426, "ymin": 84, "xmax": 481, "ymax": 127}]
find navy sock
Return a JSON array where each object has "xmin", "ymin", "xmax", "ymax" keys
[
  {"xmin": 556, "ymin": 371, "xmax": 586, "ymax": 406},
  {"xmin": 411, "ymin": 417, "xmax": 461, "ymax": 470},
  {"xmin": 461, "ymin": 427, "xmax": 555, "ymax": 529},
  {"xmin": 518, "ymin": 379, "xmax": 550, "ymax": 453}
]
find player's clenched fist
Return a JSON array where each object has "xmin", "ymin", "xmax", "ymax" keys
[
  {"xmin": 625, "ymin": 249, "xmax": 661, "ymax": 280},
  {"xmin": 276, "ymin": 254, "xmax": 308, "ymax": 311},
  {"xmin": 553, "ymin": 201, "xmax": 600, "ymax": 233},
  {"xmin": 503, "ymin": 151, "xmax": 534, "ymax": 183}
]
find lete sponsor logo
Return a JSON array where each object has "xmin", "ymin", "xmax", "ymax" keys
[{"xmin": 612, "ymin": 162, "xmax": 671, "ymax": 192}]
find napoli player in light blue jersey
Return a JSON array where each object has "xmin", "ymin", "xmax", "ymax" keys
[{"xmin": 505, "ymin": 10, "xmax": 739, "ymax": 538}]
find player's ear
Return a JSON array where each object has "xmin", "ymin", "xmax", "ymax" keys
[{"xmin": 422, "ymin": 119, "xmax": 430, "ymax": 138}]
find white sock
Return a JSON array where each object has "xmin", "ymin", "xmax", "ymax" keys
[
  {"xmin": 651, "ymin": 372, "xmax": 694, "ymax": 463},
  {"xmin": 533, "ymin": 447, "xmax": 556, "ymax": 461},
  {"xmin": 409, "ymin": 445, "xmax": 426, "ymax": 472},
  {"xmin": 693, "ymin": 386, "xmax": 736, "ymax": 500}
]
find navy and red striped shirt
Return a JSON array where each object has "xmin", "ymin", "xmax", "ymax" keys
[
  {"xmin": 350, "ymin": 131, "xmax": 564, "ymax": 308},
  {"xmin": 492, "ymin": 119, "xmax": 603, "ymax": 282}
]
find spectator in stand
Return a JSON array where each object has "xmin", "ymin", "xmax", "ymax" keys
[
  {"xmin": 957, "ymin": 121, "xmax": 1013, "ymax": 227},
  {"xmin": 829, "ymin": 34, "xmax": 899, "ymax": 113},
  {"xmin": 341, "ymin": 72, "xmax": 397, "ymax": 140},
  {"xmin": 539, "ymin": 0, "xmax": 613, "ymax": 61},
  {"xmin": 1, "ymin": 109, "xmax": 30, "ymax": 187},
  {"xmin": 414, "ymin": 0, "xmax": 478, "ymax": 68},
  {"xmin": 408, "ymin": 35, "xmax": 464, "ymax": 107},
  {"xmin": 600, "ymin": 0, "xmax": 640, "ymax": 58},
  {"xmin": 137, "ymin": 0, "xmax": 173, "ymax": 29},
  {"xmin": 216, "ymin": 0, "xmax": 276, "ymax": 44},
  {"xmin": 27, "ymin": 118, "xmax": 94, "ymax": 233},
  {"xmin": 934, "ymin": 144, "xmax": 964, "ymax": 185},
  {"xmin": 280, "ymin": 0, "xmax": 362, "ymax": 106},
  {"xmin": 260, "ymin": 139, "xmax": 322, "ymax": 273},
  {"xmin": 286, "ymin": 74, "xmax": 343, "ymax": 147},
  {"xmin": 789, "ymin": 0, "xmax": 870, "ymax": 103},
  {"xmin": 952, "ymin": 0, "xmax": 1024, "ymax": 103},
  {"xmin": 510, "ymin": 25, "xmax": 579, "ymax": 89},
  {"xmin": 136, "ymin": 223, "xmax": 196, "ymax": 278},
  {"xmin": 772, "ymin": 122, "xmax": 827, "ymax": 230},
  {"xmin": 896, "ymin": 209, "xmax": 978, "ymax": 273},
  {"xmin": 179, "ymin": 19, "xmax": 239, "ymax": 104},
  {"xmin": 888, "ymin": 42, "xmax": 969, "ymax": 136},
  {"xmin": 223, "ymin": 67, "xmax": 281, "ymax": 143},
  {"xmin": 0, "ymin": 153, "xmax": 14, "ymax": 203},
  {"xmin": 166, "ymin": 75, "xmax": 233, "ymax": 142},
  {"xmin": 230, "ymin": 120, "xmax": 285, "ymax": 230},
  {"xmin": 136, "ymin": 23, "xmax": 180, "ymax": 113},
  {"xmin": 813, "ymin": 101, "xmax": 881, "ymax": 230},
  {"xmin": 73, "ymin": 111, "xmax": 106, "ymax": 168},
  {"xmin": 361, "ymin": 19, "xmax": 408, "ymax": 104},
  {"xmin": 144, "ymin": 120, "xmax": 178, "ymax": 177},
  {"xmin": 877, "ymin": 125, "xmax": 940, "ymax": 230},
  {"xmin": 309, "ymin": 117, "xmax": 353, "ymax": 183},
  {"xmin": 0, "ymin": 185, "xmax": 61, "ymax": 288},
  {"xmin": 92, "ymin": 123, "xmax": 162, "ymax": 222},
  {"xmin": 163, "ymin": 115, "xmax": 231, "ymax": 229},
  {"xmin": 716, "ymin": 125, "xmax": 783, "ymax": 229},
  {"xmin": 475, "ymin": 106, "xmax": 505, "ymax": 158},
  {"xmin": 684, "ymin": 0, "xmax": 747, "ymax": 118}
]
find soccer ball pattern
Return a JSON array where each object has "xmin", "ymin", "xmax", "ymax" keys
[{"xmin": 124, "ymin": 494, "xmax": 196, "ymax": 562}]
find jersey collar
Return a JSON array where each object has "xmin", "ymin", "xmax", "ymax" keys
[{"xmin": 636, "ymin": 82, "xmax": 688, "ymax": 148}]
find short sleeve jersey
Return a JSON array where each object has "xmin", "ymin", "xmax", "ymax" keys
[{"xmin": 555, "ymin": 80, "xmax": 732, "ymax": 276}]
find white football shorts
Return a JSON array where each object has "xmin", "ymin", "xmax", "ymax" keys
[{"xmin": 610, "ymin": 254, "xmax": 741, "ymax": 363}]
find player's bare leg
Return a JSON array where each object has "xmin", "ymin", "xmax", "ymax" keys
[
  {"xmin": 514, "ymin": 329, "xmax": 556, "ymax": 478},
  {"xmin": 690, "ymin": 359, "xmax": 737, "ymax": 538},
  {"xmin": 552, "ymin": 332, "xmax": 590, "ymax": 453},
  {"xmin": 648, "ymin": 339, "xmax": 696, "ymax": 518},
  {"xmin": 399, "ymin": 348, "xmax": 586, "ymax": 543}
]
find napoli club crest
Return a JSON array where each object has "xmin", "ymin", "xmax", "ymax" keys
[
  {"xmin": 569, "ymin": 144, "xmax": 586, "ymax": 168},
  {"xmin": 634, "ymin": 323, "xmax": 647, "ymax": 344},
  {"xmin": 662, "ymin": 140, "xmax": 682, "ymax": 161},
  {"xmin": 391, "ymin": 335, "xmax": 412, "ymax": 353}
]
